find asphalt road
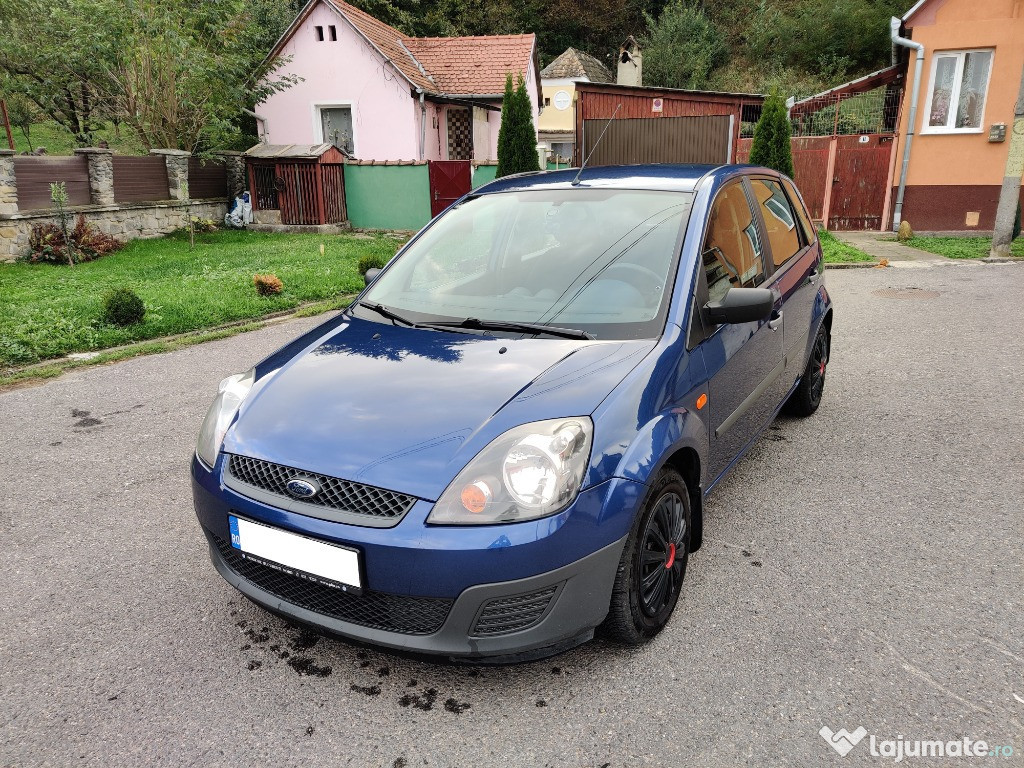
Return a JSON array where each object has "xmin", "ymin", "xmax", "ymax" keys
[{"xmin": 1, "ymin": 262, "xmax": 1022, "ymax": 767}]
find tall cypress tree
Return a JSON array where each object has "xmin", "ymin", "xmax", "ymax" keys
[
  {"xmin": 748, "ymin": 93, "xmax": 794, "ymax": 178},
  {"xmin": 496, "ymin": 73, "xmax": 540, "ymax": 178}
]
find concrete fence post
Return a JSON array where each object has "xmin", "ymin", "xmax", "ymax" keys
[
  {"xmin": 216, "ymin": 151, "xmax": 246, "ymax": 198},
  {"xmin": 73, "ymin": 147, "xmax": 115, "ymax": 206},
  {"xmin": 150, "ymin": 149, "xmax": 191, "ymax": 200},
  {"xmin": 0, "ymin": 149, "xmax": 16, "ymax": 214}
]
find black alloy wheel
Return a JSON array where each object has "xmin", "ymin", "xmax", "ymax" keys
[
  {"xmin": 785, "ymin": 324, "xmax": 830, "ymax": 417},
  {"xmin": 600, "ymin": 468, "xmax": 691, "ymax": 645}
]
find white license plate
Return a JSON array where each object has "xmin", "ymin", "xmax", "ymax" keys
[{"xmin": 229, "ymin": 515, "xmax": 362, "ymax": 593}]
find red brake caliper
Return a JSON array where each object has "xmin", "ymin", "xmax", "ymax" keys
[{"xmin": 665, "ymin": 543, "xmax": 676, "ymax": 569}]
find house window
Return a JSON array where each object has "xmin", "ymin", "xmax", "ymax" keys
[
  {"xmin": 923, "ymin": 49, "xmax": 993, "ymax": 132},
  {"xmin": 315, "ymin": 26, "xmax": 324, "ymax": 41},
  {"xmin": 329, "ymin": 25, "xmax": 337, "ymax": 41},
  {"xmin": 320, "ymin": 107, "xmax": 354, "ymax": 154}
]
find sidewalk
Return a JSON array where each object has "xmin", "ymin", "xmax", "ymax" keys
[{"xmin": 830, "ymin": 230, "xmax": 946, "ymax": 262}]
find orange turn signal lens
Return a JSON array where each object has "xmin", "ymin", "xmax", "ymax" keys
[
  {"xmin": 696, "ymin": 393, "xmax": 708, "ymax": 410},
  {"xmin": 460, "ymin": 481, "xmax": 492, "ymax": 514}
]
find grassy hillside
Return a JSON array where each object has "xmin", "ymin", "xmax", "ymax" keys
[{"xmin": 4, "ymin": 121, "xmax": 144, "ymax": 156}]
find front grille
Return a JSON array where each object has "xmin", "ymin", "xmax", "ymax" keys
[
  {"xmin": 213, "ymin": 534, "xmax": 452, "ymax": 635},
  {"xmin": 227, "ymin": 454, "xmax": 415, "ymax": 521},
  {"xmin": 471, "ymin": 586, "xmax": 559, "ymax": 636}
]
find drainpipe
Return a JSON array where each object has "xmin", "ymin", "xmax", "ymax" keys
[
  {"xmin": 244, "ymin": 109, "xmax": 269, "ymax": 143},
  {"xmin": 417, "ymin": 89, "xmax": 426, "ymax": 161},
  {"xmin": 890, "ymin": 16, "xmax": 923, "ymax": 231}
]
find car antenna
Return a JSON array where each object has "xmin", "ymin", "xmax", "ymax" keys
[{"xmin": 572, "ymin": 103, "xmax": 621, "ymax": 186}]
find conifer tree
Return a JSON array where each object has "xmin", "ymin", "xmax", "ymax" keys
[
  {"xmin": 496, "ymin": 73, "xmax": 540, "ymax": 178},
  {"xmin": 748, "ymin": 93, "xmax": 794, "ymax": 178}
]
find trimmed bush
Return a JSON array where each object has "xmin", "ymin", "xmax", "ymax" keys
[
  {"xmin": 358, "ymin": 253, "xmax": 388, "ymax": 276},
  {"xmin": 897, "ymin": 220, "xmax": 913, "ymax": 242},
  {"xmin": 102, "ymin": 288, "xmax": 146, "ymax": 326},
  {"xmin": 254, "ymin": 273, "xmax": 284, "ymax": 295}
]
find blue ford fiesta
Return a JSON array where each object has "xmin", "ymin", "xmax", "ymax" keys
[{"xmin": 192, "ymin": 164, "xmax": 832, "ymax": 661}]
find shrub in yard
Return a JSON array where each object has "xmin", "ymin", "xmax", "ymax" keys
[
  {"xmin": 897, "ymin": 220, "xmax": 913, "ymax": 242},
  {"xmin": 749, "ymin": 93, "xmax": 794, "ymax": 178},
  {"xmin": 102, "ymin": 288, "xmax": 146, "ymax": 326},
  {"xmin": 26, "ymin": 215, "xmax": 123, "ymax": 264},
  {"xmin": 358, "ymin": 253, "xmax": 388, "ymax": 276},
  {"xmin": 254, "ymin": 274, "xmax": 284, "ymax": 295}
]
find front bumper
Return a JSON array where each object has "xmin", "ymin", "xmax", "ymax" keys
[
  {"xmin": 193, "ymin": 454, "xmax": 642, "ymax": 658},
  {"xmin": 204, "ymin": 525, "xmax": 625, "ymax": 658}
]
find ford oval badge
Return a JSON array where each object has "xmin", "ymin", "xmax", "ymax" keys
[{"xmin": 286, "ymin": 477, "xmax": 320, "ymax": 499}]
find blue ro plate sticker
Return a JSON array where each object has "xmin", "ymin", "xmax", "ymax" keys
[{"xmin": 229, "ymin": 515, "xmax": 241, "ymax": 549}]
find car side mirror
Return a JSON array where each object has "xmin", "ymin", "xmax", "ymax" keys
[
  {"xmin": 704, "ymin": 287, "xmax": 775, "ymax": 324},
  {"xmin": 364, "ymin": 267, "xmax": 381, "ymax": 287}
]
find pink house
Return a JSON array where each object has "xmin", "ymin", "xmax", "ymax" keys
[{"xmin": 257, "ymin": 0, "xmax": 542, "ymax": 162}]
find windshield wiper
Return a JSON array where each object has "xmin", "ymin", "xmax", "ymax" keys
[
  {"xmin": 354, "ymin": 301, "xmax": 421, "ymax": 328},
  {"xmin": 430, "ymin": 318, "xmax": 595, "ymax": 340}
]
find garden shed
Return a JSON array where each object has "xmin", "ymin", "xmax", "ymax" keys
[{"xmin": 245, "ymin": 143, "xmax": 347, "ymax": 226}]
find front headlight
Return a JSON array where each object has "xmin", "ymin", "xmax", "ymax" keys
[
  {"xmin": 196, "ymin": 368, "xmax": 255, "ymax": 468},
  {"xmin": 427, "ymin": 417, "xmax": 593, "ymax": 525}
]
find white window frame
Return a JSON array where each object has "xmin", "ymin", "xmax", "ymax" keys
[
  {"xmin": 921, "ymin": 48, "xmax": 994, "ymax": 135},
  {"xmin": 312, "ymin": 102, "xmax": 357, "ymax": 155}
]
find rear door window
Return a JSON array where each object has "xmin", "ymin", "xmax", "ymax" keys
[
  {"xmin": 782, "ymin": 178, "xmax": 817, "ymax": 246},
  {"xmin": 750, "ymin": 178, "xmax": 802, "ymax": 268}
]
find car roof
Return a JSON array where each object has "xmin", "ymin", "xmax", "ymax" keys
[{"xmin": 474, "ymin": 164, "xmax": 778, "ymax": 195}]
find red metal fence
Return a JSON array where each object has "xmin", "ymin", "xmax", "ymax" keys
[
  {"xmin": 112, "ymin": 156, "xmax": 170, "ymax": 203},
  {"xmin": 12, "ymin": 156, "xmax": 91, "ymax": 210}
]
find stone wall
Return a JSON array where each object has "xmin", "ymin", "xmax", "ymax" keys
[
  {"xmin": 0, "ymin": 147, "xmax": 235, "ymax": 261},
  {"xmin": 0, "ymin": 200, "xmax": 227, "ymax": 261}
]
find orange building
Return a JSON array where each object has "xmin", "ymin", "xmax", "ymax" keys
[{"xmin": 893, "ymin": 0, "xmax": 1024, "ymax": 231}]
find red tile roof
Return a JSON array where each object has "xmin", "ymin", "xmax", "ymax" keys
[
  {"xmin": 272, "ymin": 0, "xmax": 538, "ymax": 98},
  {"xmin": 404, "ymin": 35, "xmax": 537, "ymax": 96}
]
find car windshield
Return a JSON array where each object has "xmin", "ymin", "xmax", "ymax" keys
[{"xmin": 358, "ymin": 188, "xmax": 694, "ymax": 340}]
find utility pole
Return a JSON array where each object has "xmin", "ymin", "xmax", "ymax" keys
[
  {"xmin": 0, "ymin": 100, "xmax": 14, "ymax": 151},
  {"xmin": 990, "ymin": 60, "xmax": 1024, "ymax": 259}
]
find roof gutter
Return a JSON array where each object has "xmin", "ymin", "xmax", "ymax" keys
[
  {"xmin": 245, "ymin": 109, "xmax": 270, "ymax": 143},
  {"xmin": 890, "ymin": 16, "xmax": 924, "ymax": 231},
  {"xmin": 417, "ymin": 89, "xmax": 426, "ymax": 161}
]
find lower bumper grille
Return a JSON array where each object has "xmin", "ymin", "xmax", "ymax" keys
[
  {"xmin": 212, "ymin": 533, "xmax": 452, "ymax": 635},
  {"xmin": 471, "ymin": 585, "xmax": 559, "ymax": 636}
]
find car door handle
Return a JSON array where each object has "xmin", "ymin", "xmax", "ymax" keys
[{"xmin": 768, "ymin": 310, "xmax": 783, "ymax": 331}]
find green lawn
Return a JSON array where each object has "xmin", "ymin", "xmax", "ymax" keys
[
  {"xmin": 0, "ymin": 230, "xmax": 404, "ymax": 368},
  {"xmin": 819, "ymin": 229, "xmax": 876, "ymax": 263},
  {"xmin": 7, "ymin": 120, "xmax": 145, "ymax": 156},
  {"xmin": 905, "ymin": 236, "xmax": 1024, "ymax": 260}
]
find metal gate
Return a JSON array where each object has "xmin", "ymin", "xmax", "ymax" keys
[
  {"xmin": 581, "ymin": 115, "xmax": 733, "ymax": 166},
  {"xmin": 737, "ymin": 133, "xmax": 896, "ymax": 230},
  {"xmin": 428, "ymin": 160, "xmax": 471, "ymax": 218}
]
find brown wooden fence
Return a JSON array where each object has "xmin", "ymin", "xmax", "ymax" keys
[
  {"xmin": 113, "ymin": 156, "xmax": 170, "ymax": 203},
  {"xmin": 13, "ymin": 156, "xmax": 91, "ymax": 210},
  {"xmin": 187, "ymin": 157, "xmax": 228, "ymax": 199},
  {"xmin": 321, "ymin": 164, "xmax": 346, "ymax": 224}
]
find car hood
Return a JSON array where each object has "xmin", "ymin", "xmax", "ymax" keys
[{"xmin": 224, "ymin": 316, "xmax": 654, "ymax": 500}]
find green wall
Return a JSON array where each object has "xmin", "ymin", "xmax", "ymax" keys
[
  {"xmin": 472, "ymin": 163, "xmax": 567, "ymax": 190},
  {"xmin": 344, "ymin": 164, "xmax": 431, "ymax": 231},
  {"xmin": 472, "ymin": 164, "xmax": 498, "ymax": 188}
]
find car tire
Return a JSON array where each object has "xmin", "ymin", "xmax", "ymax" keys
[
  {"xmin": 599, "ymin": 468, "xmax": 691, "ymax": 645},
  {"xmin": 785, "ymin": 323, "xmax": 830, "ymax": 417}
]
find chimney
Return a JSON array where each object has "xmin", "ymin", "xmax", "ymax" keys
[{"xmin": 617, "ymin": 36, "xmax": 642, "ymax": 87}]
